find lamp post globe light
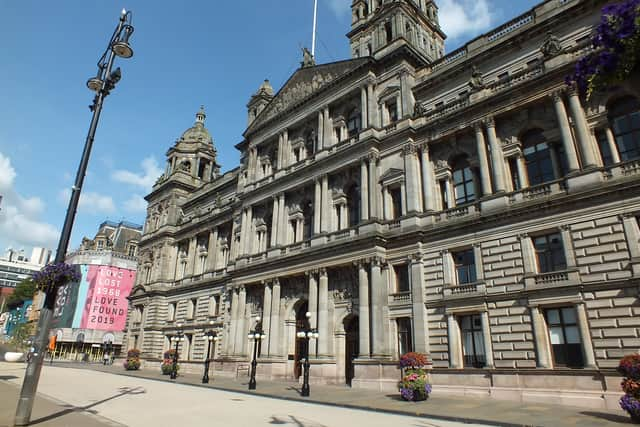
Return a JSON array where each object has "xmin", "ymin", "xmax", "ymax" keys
[
  {"xmin": 247, "ymin": 316, "xmax": 266, "ymax": 390},
  {"xmin": 202, "ymin": 329, "xmax": 216, "ymax": 384},
  {"xmin": 14, "ymin": 9, "xmax": 134, "ymax": 425},
  {"xmin": 296, "ymin": 312, "xmax": 319, "ymax": 397},
  {"xmin": 170, "ymin": 324, "xmax": 184, "ymax": 380}
]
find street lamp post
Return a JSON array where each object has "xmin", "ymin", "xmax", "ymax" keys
[
  {"xmin": 170, "ymin": 325, "xmax": 184, "ymax": 380},
  {"xmin": 247, "ymin": 316, "xmax": 266, "ymax": 390},
  {"xmin": 202, "ymin": 330, "xmax": 216, "ymax": 384},
  {"xmin": 14, "ymin": 9, "xmax": 134, "ymax": 426},
  {"xmin": 296, "ymin": 312, "xmax": 319, "ymax": 397}
]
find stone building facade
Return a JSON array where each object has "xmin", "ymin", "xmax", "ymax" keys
[{"xmin": 127, "ymin": 0, "xmax": 640, "ymax": 409}]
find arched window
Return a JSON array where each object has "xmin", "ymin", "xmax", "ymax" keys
[
  {"xmin": 608, "ymin": 96, "xmax": 640, "ymax": 161},
  {"xmin": 451, "ymin": 156, "xmax": 475, "ymax": 205},
  {"xmin": 347, "ymin": 109, "xmax": 361, "ymax": 136},
  {"xmin": 521, "ymin": 129, "xmax": 556, "ymax": 186}
]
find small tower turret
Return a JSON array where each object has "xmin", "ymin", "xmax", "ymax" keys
[{"xmin": 247, "ymin": 79, "xmax": 274, "ymax": 126}]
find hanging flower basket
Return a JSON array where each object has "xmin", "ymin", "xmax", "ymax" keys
[
  {"xmin": 566, "ymin": 0, "xmax": 640, "ymax": 100},
  {"xmin": 619, "ymin": 354, "xmax": 640, "ymax": 423},
  {"xmin": 31, "ymin": 262, "xmax": 81, "ymax": 293},
  {"xmin": 398, "ymin": 352, "xmax": 432, "ymax": 402}
]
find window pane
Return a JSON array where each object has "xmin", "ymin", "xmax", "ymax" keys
[
  {"xmin": 473, "ymin": 331, "xmax": 485, "ymax": 355},
  {"xmin": 462, "ymin": 331, "xmax": 473, "ymax": 355},
  {"xmin": 631, "ymin": 111, "xmax": 640, "ymax": 129},
  {"xmin": 561, "ymin": 307, "xmax": 576, "ymax": 324},
  {"xmin": 460, "ymin": 316, "xmax": 471, "ymax": 329},
  {"xmin": 547, "ymin": 309, "xmax": 560, "ymax": 325},
  {"xmin": 564, "ymin": 326, "xmax": 581, "ymax": 344},
  {"xmin": 549, "ymin": 326, "xmax": 565, "ymax": 344}
]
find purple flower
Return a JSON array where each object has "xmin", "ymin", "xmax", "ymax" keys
[
  {"xmin": 620, "ymin": 394, "xmax": 640, "ymax": 417},
  {"xmin": 425, "ymin": 384, "xmax": 432, "ymax": 394},
  {"xmin": 400, "ymin": 387, "xmax": 415, "ymax": 401}
]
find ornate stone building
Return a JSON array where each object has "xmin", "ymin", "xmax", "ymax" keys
[{"xmin": 127, "ymin": 0, "xmax": 640, "ymax": 409}]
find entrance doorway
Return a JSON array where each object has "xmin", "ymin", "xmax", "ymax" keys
[
  {"xmin": 294, "ymin": 301, "xmax": 309, "ymax": 379},
  {"xmin": 344, "ymin": 316, "xmax": 359, "ymax": 386}
]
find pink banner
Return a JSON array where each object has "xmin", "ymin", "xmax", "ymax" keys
[{"xmin": 80, "ymin": 266, "xmax": 136, "ymax": 330}]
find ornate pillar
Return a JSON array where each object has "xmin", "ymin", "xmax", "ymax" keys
[
  {"xmin": 367, "ymin": 83, "xmax": 377, "ymax": 128},
  {"xmin": 403, "ymin": 140, "xmax": 422, "ymax": 213},
  {"xmin": 322, "ymin": 107, "xmax": 332, "ymax": 148},
  {"xmin": 317, "ymin": 111, "xmax": 324, "ymax": 151},
  {"xmin": 576, "ymin": 303, "xmax": 597, "ymax": 368},
  {"xmin": 551, "ymin": 91, "xmax": 580, "ymax": 172},
  {"xmin": 357, "ymin": 261, "xmax": 370, "ymax": 358},
  {"xmin": 314, "ymin": 178, "xmax": 322, "ymax": 234},
  {"xmin": 519, "ymin": 234, "xmax": 536, "ymax": 275},
  {"xmin": 485, "ymin": 118, "xmax": 507, "ymax": 193},
  {"xmin": 516, "ymin": 155, "xmax": 528, "ymax": 189},
  {"xmin": 447, "ymin": 313, "xmax": 461, "ymax": 368},
  {"xmin": 278, "ymin": 193, "xmax": 286, "ymax": 245},
  {"xmin": 368, "ymin": 151, "xmax": 379, "ymax": 219},
  {"xmin": 262, "ymin": 282, "xmax": 272, "ymax": 356},
  {"xmin": 360, "ymin": 158, "xmax": 369, "ymax": 221},
  {"xmin": 269, "ymin": 279, "xmax": 281, "ymax": 357},
  {"xmin": 229, "ymin": 288, "xmax": 239, "ymax": 355},
  {"xmin": 473, "ymin": 123, "xmax": 493, "ymax": 197},
  {"xmin": 244, "ymin": 206, "xmax": 253, "ymax": 255},
  {"xmin": 317, "ymin": 268, "xmax": 329, "ymax": 357},
  {"xmin": 271, "ymin": 197, "xmax": 279, "ymax": 247},
  {"xmin": 567, "ymin": 88, "xmax": 599, "ymax": 168},
  {"xmin": 420, "ymin": 143, "xmax": 435, "ymax": 211},
  {"xmin": 605, "ymin": 127, "xmax": 621, "ymax": 163},
  {"xmin": 321, "ymin": 174, "xmax": 330, "ymax": 233},
  {"xmin": 186, "ymin": 237, "xmax": 197, "ymax": 276},
  {"xmin": 370, "ymin": 258, "xmax": 386, "ymax": 357},
  {"xmin": 277, "ymin": 133, "xmax": 284, "ymax": 170},
  {"xmin": 235, "ymin": 286, "xmax": 247, "ymax": 356},
  {"xmin": 207, "ymin": 227, "xmax": 218, "ymax": 271},
  {"xmin": 409, "ymin": 255, "xmax": 428, "ymax": 353},
  {"xmin": 480, "ymin": 311, "xmax": 494, "ymax": 368},
  {"xmin": 530, "ymin": 305, "xmax": 551, "ymax": 368},
  {"xmin": 361, "ymin": 86, "xmax": 368, "ymax": 128},
  {"xmin": 307, "ymin": 272, "xmax": 318, "ymax": 357}
]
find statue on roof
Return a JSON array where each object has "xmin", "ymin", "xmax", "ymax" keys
[{"xmin": 301, "ymin": 47, "xmax": 315, "ymax": 68}]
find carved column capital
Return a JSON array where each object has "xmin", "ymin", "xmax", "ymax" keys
[
  {"xmin": 484, "ymin": 116, "xmax": 495, "ymax": 128},
  {"xmin": 409, "ymin": 253, "xmax": 423, "ymax": 264},
  {"xmin": 473, "ymin": 121, "xmax": 484, "ymax": 132},
  {"xmin": 402, "ymin": 141, "xmax": 418, "ymax": 156},
  {"xmin": 319, "ymin": 267, "xmax": 327, "ymax": 277},
  {"xmin": 367, "ymin": 149, "xmax": 380, "ymax": 162}
]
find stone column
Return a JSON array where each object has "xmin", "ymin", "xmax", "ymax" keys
[
  {"xmin": 370, "ymin": 258, "xmax": 386, "ymax": 357},
  {"xmin": 473, "ymin": 123, "xmax": 493, "ymax": 196},
  {"xmin": 317, "ymin": 111, "xmax": 324, "ymax": 151},
  {"xmin": 621, "ymin": 214, "xmax": 640, "ymax": 261},
  {"xmin": 560, "ymin": 225, "xmax": 577, "ymax": 268},
  {"xmin": 485, "ymin": 118, "xmax": 507, "ymax": 193},
  {"xmin": 605, "ymin": 127, "xmax": 621, "ymax": 164},
  {"xmin": 323, "ymin": 107, "xmax": 332, "ymax": 148},
  {"xmin": 244, "ymin": 207, "xmax": 253, "ymax": 255},
  {"xmin": 567, "ymin": 88, "xmax": 599, "ymax": 168},
  {"xmin": 480, "ymin": 311, "xmax": 494, "ymax": 368},
  {"xmin": 516, "ymin": 155, "xmax": 528, "ymax": 189},
  {"xmin": 368, "ymin": 152, "xmax": 379, "ymax": 219},
  {"xmin": 403, "ymin": 141, "xmax": 422, "ymax": 213},
  {"xmin": 269, "ymin": 280, "xmax": 281, "ymax": 357},
  {"xmin": 240, "ymin": 209, "xmax": 248, "ymax": 255},
  {"xmin": 262, "ymin": 283, "xmax": 272, "ymax": 356},
  {"xmin": 530, "ymin": 305, "xmax": 551, "ymax": 368},
  {"xmin": 235, "ymin": 286, "xmax": 247, "ymax": 356},
  {"xmin": 360, "ymin": 159, "xmax": 369, "ymax": 221},
  {"xmin": 277, "ymin": 133, "xmax": 284, "ymax": 170},
  {"xmin": 367, "ymin": 83, "xmax": 377, "ymax": 128},
  {"xmin": 444, "ymin": 177, "xmax": 454, "ymax": 209},
  {"xmin": 229, "ymin": 288, "xmax": 239, "ymax": 355},
  {"xmin": 321, "ymin": 175, "xmax": 330, "ymax": 233},
  {"xmin": 383, "ymin": 187, "xmax": 392, "ymax": 220},
  {"xmin": 410, "ymin": 255, "xmax": 429, "ymax": 353},
  {"xmin": 420, "ymin": 143, "xmax": 436, "ymax": 211},
  {"xmin": 314, "ymin": 178, "xmax": 322, "ymax": 234},
  {"xmin": 317, "ymin": 268, "xmax": 329, "ymax": 357},
  {"xmin": 576, "ymin": 303, "xmax": 597, "ymax": 368},
  {"xmin": 186, "ymin": 237, "xmax": 197, "ymax": 276},
  {"xmin": 519, "ymin": 234, "xmax": 536, "ymax": 275},
  {"xmin": 308, "ymin": 272, "xmax": 318, "ymax": 357},
  {"xmin": 283, "ymin": 129, "xmax": 291, "ymax": 167},
  {"xmin": 447, "ymin": 313, "xmax": 461, "ymax": 368},
  {"xmin": 271, "ymin": 197, "xmax": 279, "ymax": 247},
  {"xmin": 551, "ymin": 92, "xmax": 580, "ymax": 172},
  {"xmin": 357, "ymin": 261, "xmax": 370, "ymax": 358},
  {"xmin": 207, "ymin": 227, "xmax": 218, "ymax": 271},
  {"xmin": 278, "ymin": 194, "xmax": 286, "ymax": 245},
  {"xmin": 361, "ymin": 86, "xmax": 368, "ymax": 128}
]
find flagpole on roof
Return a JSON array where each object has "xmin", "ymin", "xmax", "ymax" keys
[{"xmin": 311, "ymin": 0, "xmax": 318, "ymax": 58}]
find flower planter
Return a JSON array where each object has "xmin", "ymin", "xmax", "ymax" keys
[
  {"xmin": 398, "ymin": 352, "xmax": 432, "ymax": 402},
  {"xmin": 618, "ymin": 353, "xmax": 640, "ymax": 423},
  {"xmin": 4, "ymin": 352, "xmax": 24, "ymax": 362}
]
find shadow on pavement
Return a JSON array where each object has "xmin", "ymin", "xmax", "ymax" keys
[
  {"xmin": 0, "ymin": 375, "xmax": 18, "ymax": 381},
  {"xmin": 579, "ymin": 411, "xmax": 633, "ymax": 424},
  {"xmin": 29, "ymin": 386, "xmax": 146, "ymax": 425},
  {"xmin": 269, "ymin": 414, "xmax": 327, "ymax": 427}
]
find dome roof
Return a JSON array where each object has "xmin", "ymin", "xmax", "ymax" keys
[{"xmin": 178, "ymin": 106, "xmax": 213, "ymax": 145}]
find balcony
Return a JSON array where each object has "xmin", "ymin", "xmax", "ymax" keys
[
  {"xmin": 524, "ymin": 268, "xmax": 580, "ymax": 290},
  {"xmin": 443, "ymin": 282, "xmax": 486, "ymax": 299},
  {"xmin": 388, "ymin": 291, "xmax": 411, "ymax": 305}
]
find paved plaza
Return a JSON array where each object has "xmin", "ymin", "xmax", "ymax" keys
[{"xmin": 0, "ymin": 361, "xmax": 634, "ymax": 427}]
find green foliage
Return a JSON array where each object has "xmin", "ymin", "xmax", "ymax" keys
[
  {"xmin": 9, "ymin": 323, "xmax": 33, "ymax": 352},
  {"xmin": 5, "ymin": 279, "xmax": 36, "ymax": 308}
]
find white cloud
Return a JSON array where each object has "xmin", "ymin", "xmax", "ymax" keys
[
  {"xmin": 0, "ymin": 152, "xmax": 60, "ymax": 249},
  {"xmin": 439, "ymin": 0, "xmax": 493, "ymax": 40},
  {"xmin": 123, "ymin": 194, "xmax": 147, "ymax": 213},
  {"xmin": 326, "ymin": 0, "xmax": 350, "ymax": 18},
  {"xmin": 58, "ymin": 188, "xmax": 116, "ymax": 214},
  {"xmin": 111, "ymin": 156, "xmax": 163, "ymax": 190}
]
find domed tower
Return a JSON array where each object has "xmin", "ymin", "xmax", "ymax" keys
[
  {"xmin": 348, "ymin": 0, "xmax": 445, "ymax": 65},
  {"xmin": 165, "ymin": 106, "xmax": 220, "ymax": 182},
  {"xmin": 247, "ymin": 79, "xmax": 274, "ymax": 127}
]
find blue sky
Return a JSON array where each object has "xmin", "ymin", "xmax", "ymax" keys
[{"xmin": 0, "ymin": 0, "xmax": 539, "ymax": 259}]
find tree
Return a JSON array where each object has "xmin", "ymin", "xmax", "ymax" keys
[{"xmin": 5, "ymin": 279, "xmax": 37, "ymax": 309}]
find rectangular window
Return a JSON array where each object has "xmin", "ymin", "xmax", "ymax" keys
[
  {"xmin": 453, "ymin": 249, "xmax": 476, "ymax": 285},
  {"xmin": 390, "ymin": 187, "xmax": 402, "ymax": 219},
  {"xmin": 394, "ymin": 265, "xmax": 410, "ymax": 293},
  {"xmin": 545, "ymin": 307, "xmax": 584, "ymax": 368},
  {"xmin": 168, "ymin": 302, "xmax": 177, "ymax": 321},
  {"xmin": 459, "ymin": 314, "xmax": 485, "ymax": 368},
  {"xmin": 439, "ymin": 180, "xmax": 448, "ymax": 209},
  {"xmin": 533, "ymin": 233, "xmax": 567, "ymax": 273},
  {"xmin": 187, "ymin": 298, "xmax": 197, "ymax": 320},
  {"xmin": 397, "ymin": 317, "xmax": 413, "ymax": 357},
  {"xmin": 388, "ymin": 101, "xmax": 398, "ymax": 123},
  {"xmin": 508, "ymin": 157, "xmax": 521, "ymax": 190}
]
